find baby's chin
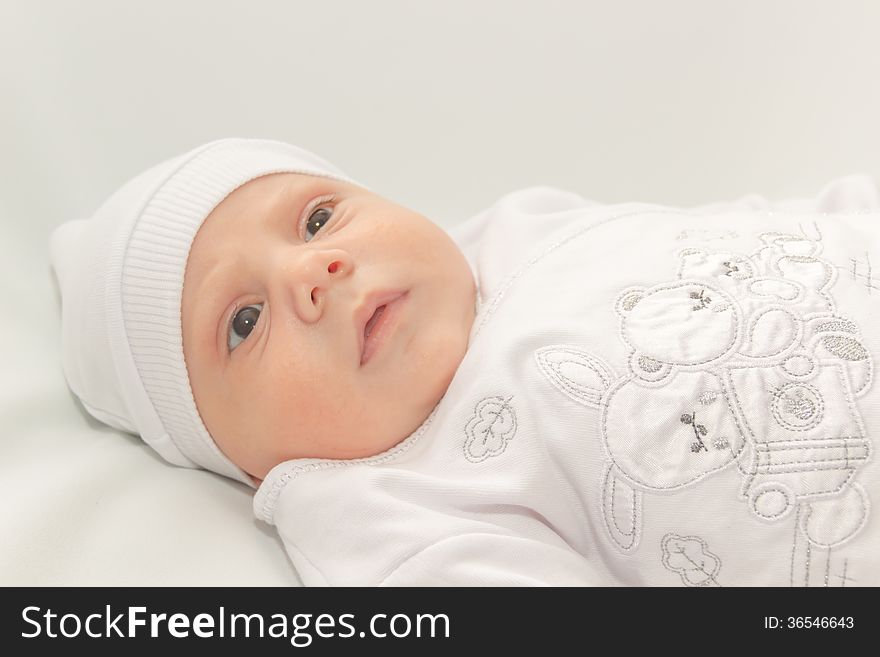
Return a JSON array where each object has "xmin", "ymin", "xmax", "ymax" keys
[{"xmin": 348, "ymin": 327, "xmax": 469, "ymax": 461}]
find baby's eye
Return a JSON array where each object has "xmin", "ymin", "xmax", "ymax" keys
[
  {"xmin": 303, "ymin": 206, "xmax": 333, "ymax": 242},
  {"xmin": 228, "ymin": 304, "xmax": 262, "ymax": 351}
]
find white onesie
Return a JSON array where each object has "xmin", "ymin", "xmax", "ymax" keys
[{"xmin": 254, "ymin": 179, "xmax": 880, "ymax": 586}]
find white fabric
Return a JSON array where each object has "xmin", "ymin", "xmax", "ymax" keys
[{"xmin": 255, "ymin": 176, "xmax": 880, "ymax": 586}]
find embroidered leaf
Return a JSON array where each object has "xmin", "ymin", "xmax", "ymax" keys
[
  {"xmin": 464, "ymin": 396, "xmax": 517, "ymax": 462},
  {"xmin": 690, "ymin": 442, "xmax": 702, "ymax": 453},
  {"xmin": 680, "ymin": 414, "xmax": 693, "ymax": 425},
  {"xmin": 661, "ymin": 534, "xmax": 721, "ymax": 587},
  {"xmin": 696, "ymin": 424, "xmax": 708, "ymax": 436}
]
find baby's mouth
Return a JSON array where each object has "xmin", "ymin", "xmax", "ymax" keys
[
  {"xmin": 364, "ymin": 305, "xmax": 386, "ymax": 339},
  {"xmin": 355, "ymin": 290, "xmax": 408, "ymax": 367}
]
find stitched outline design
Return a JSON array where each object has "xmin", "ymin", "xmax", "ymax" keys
[
  {"xmin": 790, "ymin": 490, "xmax": 866, "ymax": 587},
  {"xmin": 599, "ymin": 371, "xmax": 745, "ymax": 492},
  {"xmin": 678, "ymin": 226, "xmax": 874, "ymax": 549},
  {"xmin": 617, "ymin": 280, "xmax": 742, "ymax": 379},
  {"xmin": 741, "ymin": 305, "xmax": 802, "ymax": 359},
  {"xmin": 806, "ymin": 329, "xmax": 873, "ymax": 397},
  {"xmin": 534, "ymin": 346, "xmax": 616, "ymax": 410},
  {"xmin": 774, "ymin": 255, "xmax": 837, "ymax": 302},
  {"xmin": 660, "ymin": 533, "xmax": 722, "ymax": 587},
  {"xmin": 790, "ymin": 504, "xmax": 803, "ymax": 586},
  {"xmin": 781, "ymin": 353, "xmax": 817, "ymax": 379},
  {"xmin": 800, "ymin": 483, "xmax": 870, "ymax": 549},
  {"xmin": 463, "ymin": 396, "xmax": 518, "ymax": 463},
  {"xmin": 724, "ymin": 360, "xmax": 871, "ymax": 533},
  {"xmin": 746, "ymin": 277, "xmax": 806, "ymax": 303},
  {"xmin": 600, "ymin": 465, "xmax": 641, "ymax": 552},
  {"xmin": 676, "ymin": 247, "xmax": 757, "ymax": 282},
  {"xmin": 749, "ymin": 484, "xmax": 794, "ymax": 520},
  {"xmin": 534, "ymin": 218, "xmax": 875, "ymax": 555},
  {"xmin": 769, "ymin": 382, "xmax": 825, "ymax": 432}
]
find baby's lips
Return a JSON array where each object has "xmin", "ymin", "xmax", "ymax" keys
[{"xmin": 354, "ymin": 289, "xmax": 408, "ymax": 365}]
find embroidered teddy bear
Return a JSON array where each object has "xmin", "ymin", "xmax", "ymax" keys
[{"xmin": 535, "ymin": 224, "xmax": 872, "ymax": 556}]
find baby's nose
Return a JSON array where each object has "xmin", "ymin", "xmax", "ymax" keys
[{"xmin": 289, "ymin": 248, "xmax": 354, "ymax": 322}]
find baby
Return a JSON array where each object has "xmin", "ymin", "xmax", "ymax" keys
[
  {"xmin": 50, "ymin": 138, "xmax": 880, "ymax": 586},
  {"xmin": 180, "ymin": 163, "xmax": 476, "ymax": 484}
]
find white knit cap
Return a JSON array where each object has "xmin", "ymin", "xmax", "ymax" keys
[{"xmin": 49, "ymin": 138, "xmax": 360, "ymax": 487}]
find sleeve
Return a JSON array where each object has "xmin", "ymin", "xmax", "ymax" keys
[{"xmin": 378, "ymin": 532, "xmax": 609, "ymax": 587}]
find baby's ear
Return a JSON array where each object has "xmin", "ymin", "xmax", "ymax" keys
[{"xmin": 615, "ymin": 287, "xmax": 646, "ymax": 317}]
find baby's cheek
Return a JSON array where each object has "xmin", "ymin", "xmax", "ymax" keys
[
  {"xmin": 270, "ymin": 365, "xmax": 357, "ymax": 428},
  {"xmin": 401, "ymin": 332, "xmax": 462, "ymax": 414}
]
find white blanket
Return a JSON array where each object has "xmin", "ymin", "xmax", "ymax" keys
[{"xmin": 255, "ymin": 178, "xmax": 880, "ymax": 586}]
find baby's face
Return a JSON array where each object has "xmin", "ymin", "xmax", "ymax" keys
[{"xmin": 182, "ymin": 173, "xmax": 476, "ymax": 482}]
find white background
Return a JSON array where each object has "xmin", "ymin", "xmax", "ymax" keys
[
  {"xmin": 4, "ymin": 0, "xmax": 880, "ymax": 231},
  {"xmin": 1, "ymin": 0, "xmax": 878, "ymax": 584}
]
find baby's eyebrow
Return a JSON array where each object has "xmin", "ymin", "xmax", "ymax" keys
[{"xmin": 265, "ymin": 177, "xmax": 325, "ymax": 238}]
